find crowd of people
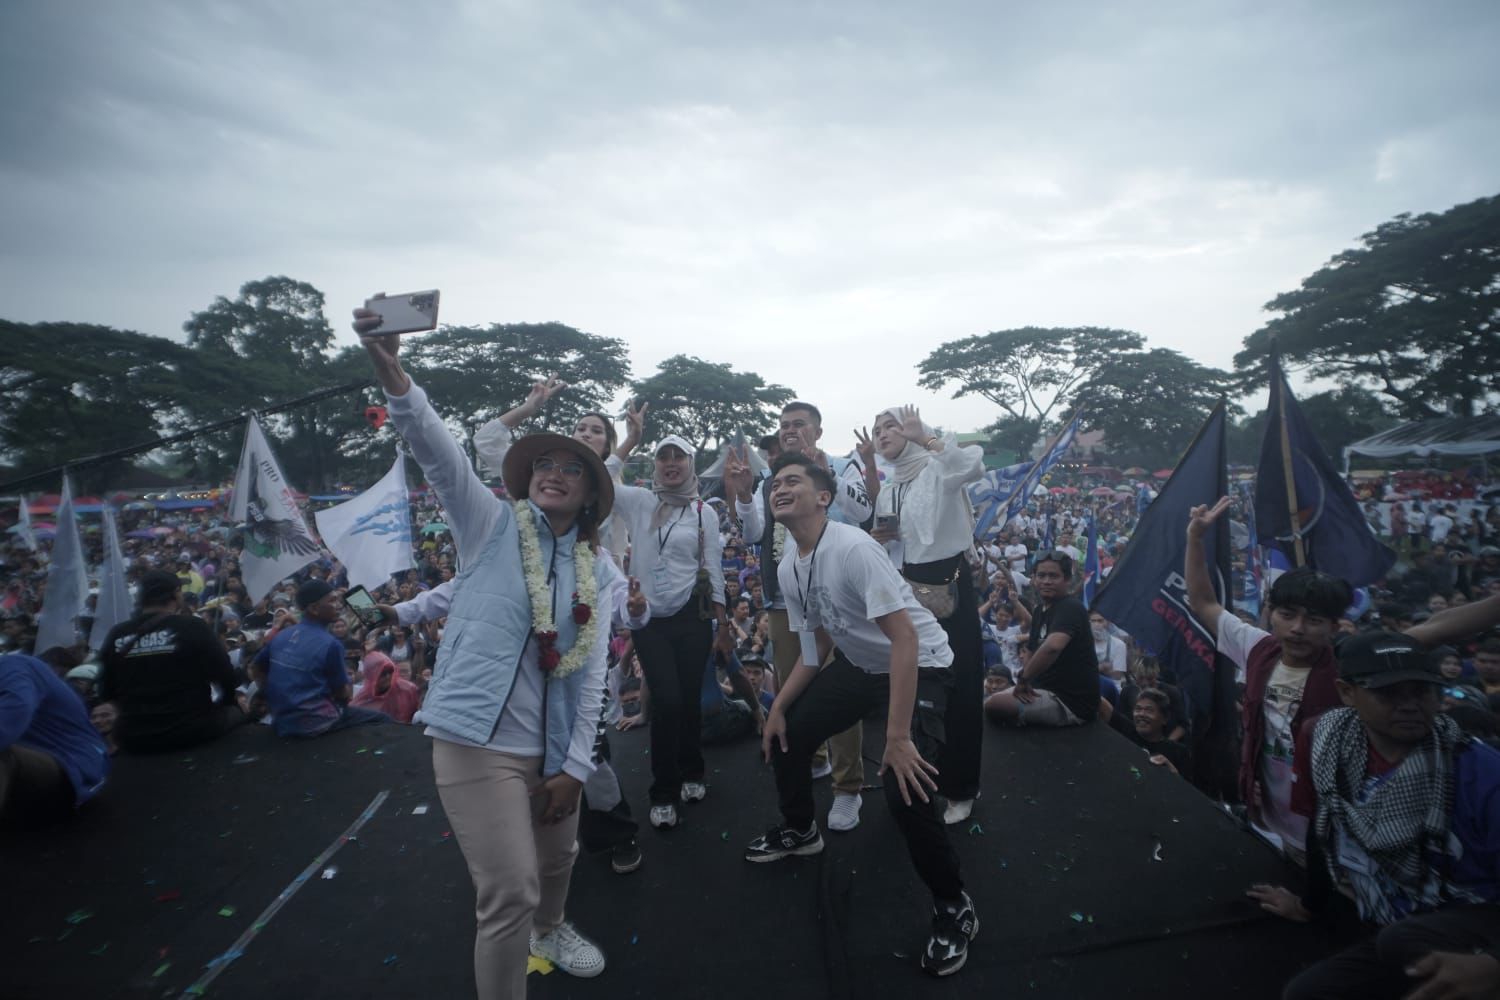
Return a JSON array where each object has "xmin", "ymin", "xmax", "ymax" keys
[{"xmin": 3, "ymin": 322, "xmax": 1500, "ymax": 997}]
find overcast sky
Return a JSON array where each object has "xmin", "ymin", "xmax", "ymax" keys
[{"xmin": 3, "ymin": 0, "xmax": 1497, "ymax": 447}]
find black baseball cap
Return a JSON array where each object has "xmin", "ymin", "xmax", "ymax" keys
[
  {"xmin": 296, "ymin": 579, "xmax": 335, "ymax": 610},
  {"xmin": 1337, "ymin": 630, "xmax": 1443, "ymax": 689}
]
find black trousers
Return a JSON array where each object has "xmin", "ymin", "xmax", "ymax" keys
[
  {"xmin": 772, "ymin": 653, "xmax": 964, "ymax": 901},
  {"xmin": 1283, "ymin": 904, "xmax": 1500, "ymax": 1000},
  {"xmin": 118, "ymin": 702, "xmax": 248, "ymax": 754},
  {"xmin": 920, "ymin": 554, "xmax": 983, "ymax": 800},
  {"xmin": 578, "ymin": 733, "xmax": 638, "ymax": 852},
  {"xmin": 634, "ymin": 603, "xmax": 713, "ymax": 804}
]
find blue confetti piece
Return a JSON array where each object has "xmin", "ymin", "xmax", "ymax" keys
[
  {"xmin": 384, "ymin": 954, "xmax": 399, "ymax": 965},
  {"xmin": 630, "ymin": 934, "xmax": 638, "ymax": 945}
]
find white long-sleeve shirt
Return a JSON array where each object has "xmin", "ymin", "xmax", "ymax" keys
[
  {"xmin": 396, "ymin": 572, "xmax": 650, "ymax": 632},
  {"xmin": 385, "ymin": 379, "xmax": 618, "ymax": 783},
  {"xmin": 873, "ymin": 435, "xmax": 985, "ymax": 567}
]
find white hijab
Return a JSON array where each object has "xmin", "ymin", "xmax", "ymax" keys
[{"xmin": 878, "ymin": 406, "xmax": 936, "ymax": 485}]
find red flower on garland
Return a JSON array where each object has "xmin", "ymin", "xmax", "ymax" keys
[
  {"xmin": 536, "ymin": 629, "xmax": 562, "ymax": 673},
  {"xmin": 571, "ymin": 591, "xmax": 592, "ymax": 626}
]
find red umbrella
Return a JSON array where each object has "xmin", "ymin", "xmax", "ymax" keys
[
  {"xmin": 1088, "ymin": 486, "xmax": 1115, "ymax": 496},
  {"xmin": 1153, "ymin": 469, "xmax": 1173, "ymax": 479}
]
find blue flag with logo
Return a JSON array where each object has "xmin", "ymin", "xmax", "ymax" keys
[
  {"xmin": 1254, "ymin": 357, "xmax": 1395, "ymax": 588},
  {"xmin": 968, "ymin": 460, "xmax": 1034, "ymax": 539},
  {"xmin": 1092, "ymin": 402, "xmax": 1236, "ymax": 794}
]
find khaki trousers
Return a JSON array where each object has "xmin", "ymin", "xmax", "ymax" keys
[
  {"xmin": 433, "ymin": 740, "xmax": 580, "ymax": 1000},
  {"xmin": 769, "ymin": 608, "xmax": 864, "ymax": 796}
]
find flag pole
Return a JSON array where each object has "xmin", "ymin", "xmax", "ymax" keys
[{"xmin": 1272, "ymin": 354, "xmax": 1307, "ymax": 568}]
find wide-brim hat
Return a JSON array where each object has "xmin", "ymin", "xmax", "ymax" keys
[{"xmin": 502, "ymin": 432, "xmax": 614, "ymax": 524}]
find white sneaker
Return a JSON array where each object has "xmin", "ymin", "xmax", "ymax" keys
[
  {"xmin": 942, "ymin": 796, "xmax": 976, "ymax": 826},
  {"xmin": 649, "ymin": 803, "xmax": 678, "ymax": 829},
  {"xmin": 680, "ymin": 781, "xmax": 707, "ymax": 803},
  {"xmin": 827, "ymin": 792, "xmax": 862, "ymax": 832},
  {"xmin": 810, "ymin": 760, "xmax": 833, "ymax": 780},
  {"xmin": 530, "ymin": 921, "xmax": 606, "ymax": 978}
]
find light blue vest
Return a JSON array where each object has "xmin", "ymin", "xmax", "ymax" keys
[{"xmin": 415, "ymin": 500, "xmax": 597, "ymax": 777}]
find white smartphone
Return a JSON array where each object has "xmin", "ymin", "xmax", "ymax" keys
[{"xmin": 363, "ymin": 290, "xmax": 441, "ymax": 335}]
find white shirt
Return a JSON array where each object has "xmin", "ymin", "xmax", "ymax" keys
[
  {"xmin": 1003, "ymin": 543, "xmax": 1028, "ymax": 571},
  {"xmin": 1429, "ymin": 513, "xmax": 1454, "ymax": 543},
  {"xmin": 384, "ymin": 380, "xmax": 618, "ymax": 783},
  {"xmin": 736, "ymin": 456, "xmax": 873, "ymax": 541},
  {"xmin": 1093, "ymin": 632, "xmax": 1127, "ymax": 677},
  {"xmin": 778, "ymin": 520, "xmax": 953, "ymax": 674},
  {"xmin": 611, "ymin": 486, "xmax": 727, "ymax": 618},
  {"xmin": 872, "ymin": 435, "xmax": 985, "ymax": 567}
]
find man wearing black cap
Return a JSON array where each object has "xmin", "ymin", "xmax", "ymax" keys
[
  {"xmin": 1249, "ymin": 631, "xmax": 1500, "ymax": 999},
  {"xmin": 250, "ymin": 580, "xmax": 388, "ymax": 737},
  {"xmin": 98, "ymin": 570, "xmax": 245, "ymax": 753}
]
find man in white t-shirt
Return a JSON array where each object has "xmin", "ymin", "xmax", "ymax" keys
[
  {"xmin": 743, "ymin": 454, "xmax": 977, "ymax": 978},
  {"xmin": 1003, "ymin": 533, "xmax": 1029, "ymax": 575},
  {"xmin": 1428, "ymin": 506, "xmax": 1455, "ymax": 545}
]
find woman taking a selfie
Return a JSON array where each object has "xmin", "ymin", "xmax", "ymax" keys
[
  {"xmin": 866, "ymin": 405, "xmax": 986, "ymax": 825},
  {"xmin": 354, "ymin": 310, "xmax": 630, "ymax": 999}
]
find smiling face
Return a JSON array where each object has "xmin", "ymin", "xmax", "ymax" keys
[
  {"xmin": 1132, "ymin": 695, "xmax": 1166, "ymax": 741},
  {"xmin": 529, "ymin": 448, "xmax": 598, "ymax": 522},
  {"xmin": 779, "ymin": 406, "xmax": 822, "ymax": 455},
  {"xmin": 769, "ymin": 463, "xmax": 832, "ymax": 524},
  {"xmin": 872, "ymin": 413, "xmax": 906, "ymax": 460},
  {"xmin": 573, "ymin": 415, "xmax": 611, "ymax": 459},
  {"xmin": 654, "ymin": 445, "xmax": 692, "ymax": 487}
]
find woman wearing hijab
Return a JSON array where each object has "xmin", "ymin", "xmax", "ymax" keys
[
  {"xmin": 352, "ymin": 651, "xmax": 422, "ymax": 724},
  {"xmin": 609, "ymin": 432, "xmax": 733, "ymax": 830},
  {"xmin": 354, "ymin": 314, "xmax": 630, "ymax": 999},
  {"xmin": 866, "ymin": 404, "xmax": 987, "ymax": 825}
]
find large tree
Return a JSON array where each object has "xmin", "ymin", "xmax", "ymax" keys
[
  {"xmin": 399, "ymin": 322, "xmax": 631, "ymax": 431},
  {"xmin": 180, "ymin": 276, "xmax": 356, "ymax": 490},
  {"xmin": 630, "ymin": 355, "xmax": 793, "ymax": 461},
  {"xmin": 918, "ymin": 326, "xmax": 1144, "ymax": 430},
  {"xmin": 920, "ymin": 327, "xmax": 1232, "ymax": 466},
  {"xmin": 1237, "ymin": 194, "xmax": 1500, "ymax": 419},
  {"xmin": 0, "ymin": 321, "xmax": 244, "ymax": 492}
]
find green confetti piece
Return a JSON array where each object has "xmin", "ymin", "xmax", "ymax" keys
[
  {"xmin": 1070, "ymin": 912, "xmax": 1084, "ymax": 923},
  {"xmin": 89, "ymin": 942, "xmax": 110, "ymax": 957},
  {"xmin": 720, "ymin": 831, "xmax": 729, "ymax": 841},
  {"xmin": 66, "ymin": 908, "xmax": 94, "ymax": 925},
  {"xmin": 153, "ymin": 962, "xmax": 171, "ymax": 978},
  {"xmin": 218, "ymin": 906, "xmax": 236, "ymax": 918},
  {"xmin": 57, "ymin": 928, "xmax": 73, "ymax": 941},
  {"xmin": 967, "ymin": 823, "xmax": 983, "ymax": 835}
]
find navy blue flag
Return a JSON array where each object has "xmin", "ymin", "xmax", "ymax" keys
[
  {"xmin": 1092, "ymin": 402, "xmax": 1236, "ymax": 795},
  {"xmin": 1254, "ymin": 357, "xmax": 1395, "ymax": 588},
  {"xmin": 1082, "ymin": 512, "xmax": 1100, "ymax": 608}
]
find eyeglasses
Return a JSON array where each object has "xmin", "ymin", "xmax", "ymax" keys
[{"xmin": 533, "ymin": 457, "xmax": 586, "ymax": 480}]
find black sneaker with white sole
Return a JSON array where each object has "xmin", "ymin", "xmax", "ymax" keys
[
  {"xmin": 921, "ymin": 891, "xmax": 979, "ymax": 977},
  {"xmin": 610, "ymin": 839, "xmax": 642, "ymax": 874},
  {"xmin": 743, "ymin": 822, "xmax": 824, "ymax": 863}
]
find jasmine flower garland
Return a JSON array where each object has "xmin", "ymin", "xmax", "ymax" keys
[{"xmin": 515, "ymin": 501, "xmax": 598, "ymax": 679}]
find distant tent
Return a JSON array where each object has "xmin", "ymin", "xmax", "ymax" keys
[{"xmin": 1343, "ymin": 414, "xmax": 1500, "ymax": 471}]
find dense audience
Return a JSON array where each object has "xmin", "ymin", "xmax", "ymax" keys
[{"xmin": 3, "ymin": 415, "xmax": 1499, "ymax": 994}]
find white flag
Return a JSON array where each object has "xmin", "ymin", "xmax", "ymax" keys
[
  {"xmin": 315, "ymin": 452, "xmax": 414, "ymax": 593},
  {"xmin": 89, "ymin": 505, "xmax": 132, "ymax": 650},
  {"xmin": 15, "ymin": 494, "xmax": 37, "ymax": 551},
  {"xmin": 230, "ymin": 417, "xmax": 323, "ymax": 602},
  {"xmin": 34, "ymin": 476, "xmax": 89, "ymax": 654}
]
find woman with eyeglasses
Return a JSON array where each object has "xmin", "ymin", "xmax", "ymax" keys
[
  {"xmin": 607, "ymin": 425, "xmax": 734, "ymax": 831},
  {"xmin": 864, "ymin": 405, "xmax": 987, "ymax": 826},
  {"xmin": 354, "ymin": 314, "xmax": 647, "ymax": 999},
  {"xmin": 472, "ymin": 377, "xmax": 646, "ymax": 565}
]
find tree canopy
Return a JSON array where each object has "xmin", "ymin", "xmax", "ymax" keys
[
  {"xmin": 919, "ymin": 326, "xmax": 1233, "ymax": 466},
  {"xmin": 1237, "ymin": 194, "xmax": 1500, "ymax": 419},
  {"xmin": 630, "ymin": 355, "xmax": 794, "ymax": 461}
]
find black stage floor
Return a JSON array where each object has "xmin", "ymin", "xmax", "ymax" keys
[{"xmin": 1, "ymin": 719, "xmax": 1353, "ymax": 999}]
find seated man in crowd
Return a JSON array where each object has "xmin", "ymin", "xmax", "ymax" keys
[
  {"xmin": 984, "ymin": 551, "xmax": 1100, "ymax": 727},
  {"xmin": 252, "ymin": 581, "xmax": 388, "ymax": 737},
  {"xmin": 739, "ymin": 655, "xmax": 777, "ymax": 713},
  {"xmin": 97, "ymin": 570, "xmax": 245, "ymax": 753},
  {"xmin": 1250, "ymin": 631, "xmax": 1500, "ymax": 1000},
  {"xmin": 0, "ymin": 652, "xmax": 110, "ymax": 827}
]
